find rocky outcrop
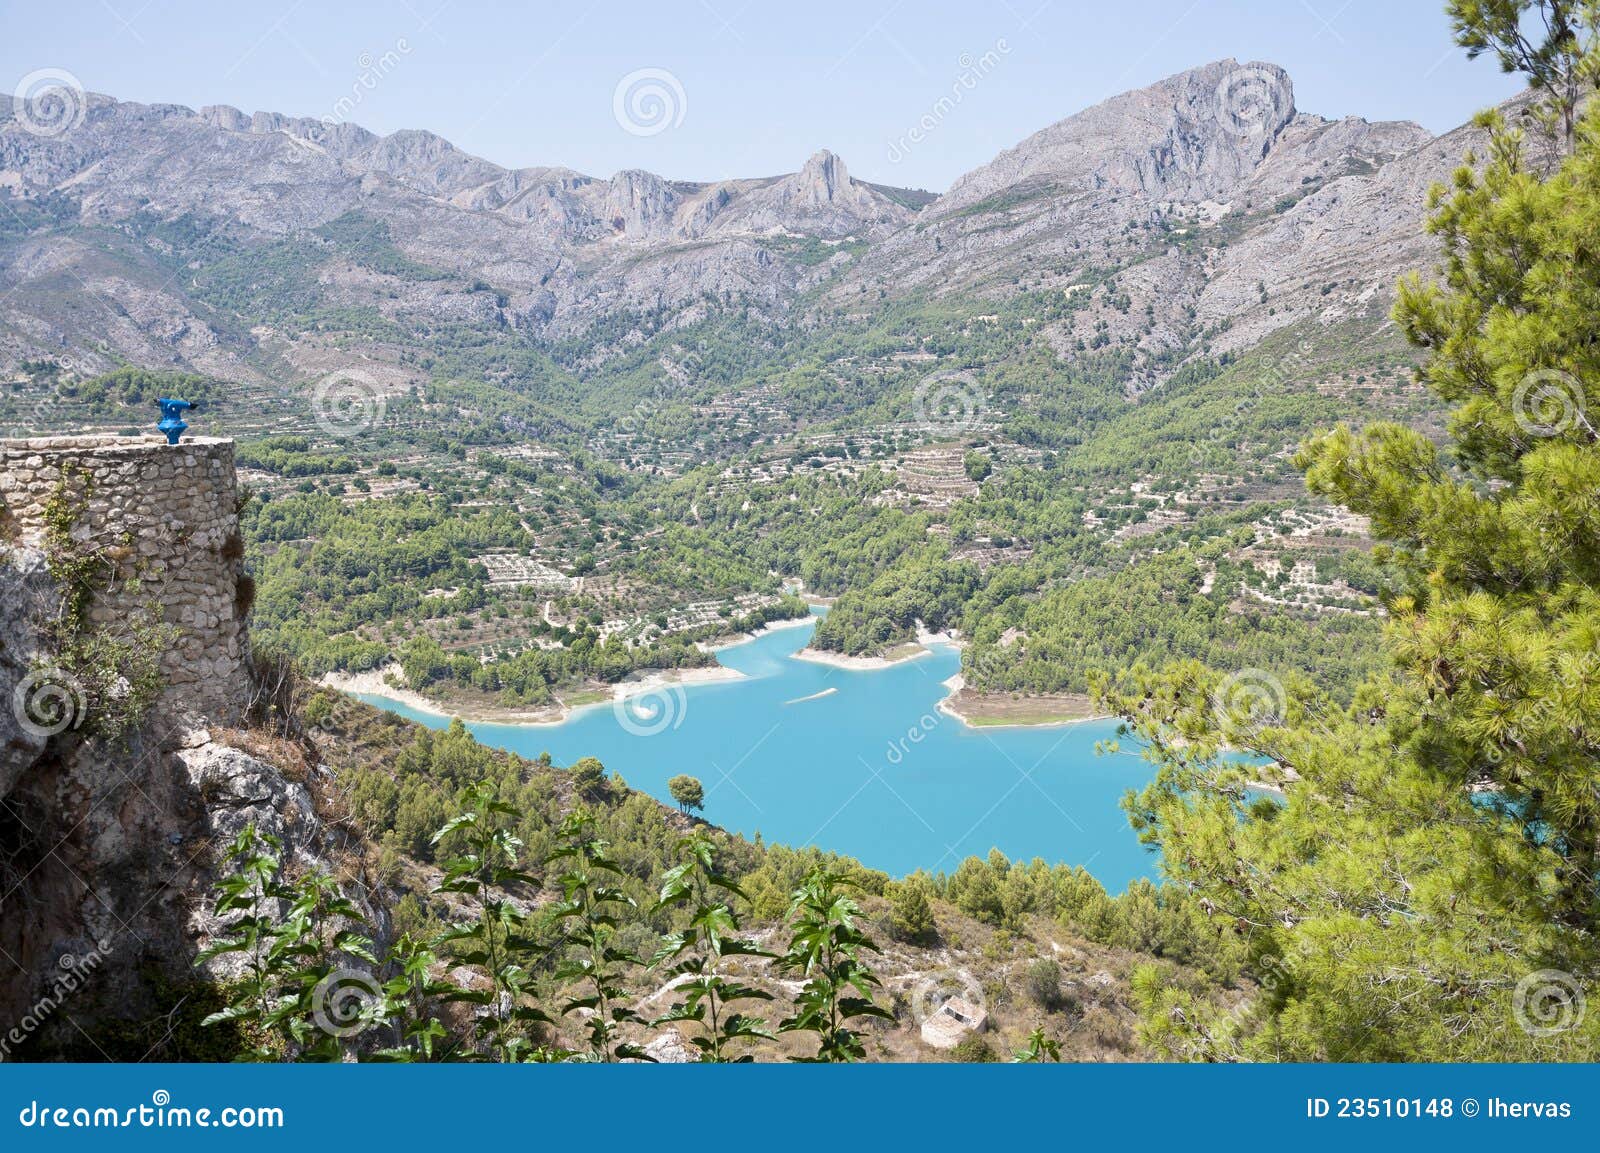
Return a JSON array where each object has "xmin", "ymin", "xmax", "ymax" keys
[
  {"xmin": 0, "ymin": 708, "xmax": 356, "ymax": 1057},
  {"xmin": 602, "ymin": 169, "xmax": 682, "ymax": 239},
  {"xmin": 1194, "ymin": 108, "xmax": 1495, "ymax": 357},
  {"xmin": 705, "ymin": 150, "xmax": 911, "ymax": 239},
  {"xmin": 935, "ymin": 59, "xmax": 1300, "ymax": 214}
]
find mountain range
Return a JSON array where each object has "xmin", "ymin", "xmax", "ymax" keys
[{"xmin": 0, "ymin": 58, "xmax": 1491, "ymax": 395}]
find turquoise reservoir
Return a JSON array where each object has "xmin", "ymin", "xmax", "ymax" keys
[{"xmin": 356, "ymin": 614, "xmax": 1157, "ymax": 891}]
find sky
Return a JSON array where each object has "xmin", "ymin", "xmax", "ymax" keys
[{"xmin": 1, "ymin": 0, "xmax": 1526, "ymax": 191}]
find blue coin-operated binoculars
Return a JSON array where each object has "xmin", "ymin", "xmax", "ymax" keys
[{"xmin": 156, "ymin": 397, "xmax": 194, "ymax": 445}]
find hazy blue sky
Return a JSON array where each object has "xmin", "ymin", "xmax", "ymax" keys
[{"xmin": 3, "ymin": 1, "xmax": 1524, "ymax": 190}]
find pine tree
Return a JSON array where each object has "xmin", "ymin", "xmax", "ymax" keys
[{"xmin": 1107, "ymin": 12, "xmax": 1600, "ymax": 1060}]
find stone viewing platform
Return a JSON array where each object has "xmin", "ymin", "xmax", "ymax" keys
[{"xmin": 0, "ymin": 434, "xmax": 250, "ymax": 723}]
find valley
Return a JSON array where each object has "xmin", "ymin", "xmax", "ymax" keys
[
  {"xmin": 0, "ymin": 59, "xmax": 1445, "ymax": 730},
  {"xmin": 4, "ymin": 6, "xmax": 1596, "ymax": 1066}
]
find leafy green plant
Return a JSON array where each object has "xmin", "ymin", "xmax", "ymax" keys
[
  {"xmin": 1012, "ymin": 1026, "xmax": 1062, "ymax": 1063},
  {"xmin": 649, "ymin": 832, "xmax": 775, "ymax": 1061},
  {"xmin": 370, "ymin": 933, "xmax": 452, "ymax": 1062},
  {"xmin": 197, "ymin": 824, "xmax": 377, "ymax": 1061},
  {"xmin": 543, "ymin": 811, "xmax": 651, "ymax": 1061},
  {"xmin": 776, "ymin": 868, "xmax": 892, "ymax": 1062},
  {"xmin": 432, "ymin": 783, "xmax": 550, "ymax": 1061}
]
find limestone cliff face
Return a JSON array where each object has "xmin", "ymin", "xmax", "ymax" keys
[
  {"xmin": 936, "ymin": 59, "xmax": 1301, "ymax": 213},
  {"xmin": 0, "ymin": 434, "xmax": 357, "ymax": 1058},
  {"xmin": 705, "ymin": 150, "xmax": 909, "ymax": 239}
]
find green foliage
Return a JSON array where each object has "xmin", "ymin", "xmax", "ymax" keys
[
  {"xmin": 964, "ymin": 550, "xmax": 1383, "ymax": 699},
  {"xmin": 432, "ymin": 783, "xmax": 549, "ymax": 1061},
  {"xmin": 544, "ymin": 811, "xmax": 651, "ymax": 1061},
  {"xmin": 950, "ymin": 1034, "xmax": 998, "ymax": 1062},
  {"xmin": 237, "ymin": 435, "xmax": 357, "ymax": 477},
  {"xmin": 569, "ymin": 756, "xmax": 610, "ymax": 800},
  {"xmin": 887, "ymin": 875, "xmax": 937, "ymax": 943},
  {"xmin": 1022, "ymin": 958, "xmax": 1062, "ymax": 1009},
  {"xmin": 667, "ymin": 773, "xmax": 705, "ymax": 814},
  {"xmin": 776, "ymin": 869, "xmax": 893, "ymax": 1062},
  {"xmin": 197, "ymin": 825, "xmax": 381, "ymax": 1062},
  {"xmin": 1012, "ymin": 1027, "xmax": 1061, "ymax": 1063},
  {"xmin": 52, "ymin": 367, "xmax": 224, "ymax": 422},
  {"xmin": 932, "ymin": 852, "xmax": 1245, "ymax": 980},
  {"xmin": 1107, "ymin": 72, "xmax": 1600, "ymax": 1060},
  {"xmin": 649, "ymin": 832, "xmax": 776, "ymax": 1061},
  {"xmin": 1447, "ymin": 0, "xmax": 1599, "ymax": 150}
]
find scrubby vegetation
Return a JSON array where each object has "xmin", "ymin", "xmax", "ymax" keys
[{"xmin": 189, "ymin": 690, "xmax": 1247, "ymax": 1062}]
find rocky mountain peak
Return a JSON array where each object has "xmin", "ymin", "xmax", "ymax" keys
[
  {"xmin": 603, "ymin": 168, "xmax": 680, "ymax": 238},
  {"xmin": 712, "ymin": 148, "xmax": 909, "ymax": 239},
  {"xmin": 796, "ymin": 149, "xmax": 849, "ymax": 204},
  {"xmin": 0, "ymin": 61, "xmax": 1481, "ymax": 365},
  {"xmin": 939, "ymin": 58, "xmax": 1299, "ymax": 213}
]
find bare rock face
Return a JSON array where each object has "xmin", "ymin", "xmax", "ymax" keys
[
  {"xmin": 711, "ymin": 150, "xmax": 910, "ymax": 238},
  {"xmin": 1196, "ymin": 110, "xmax": 1495, "ymax": 357},
  {"xmin": 642, "ymin": 1030, "xmax": 698, "ymax": 1063},
  {"xmin": 356, "ymin": 128, "xmax": 505, "ymax": 199},
  {"xmin": 0, "ymin": 712, "xmax": 354, "ymax": 1056},
  {"xmin": 1237, "ymin": 113, "xmax": 1432, "ymax": 212},
  {"xmin": 175, "ymin": 737, "xmax": 339, "ymax": 980},
  {"xmin": 602, "ymin": 169, "xmax": 682, "ymax": 240},
  {"xmin": 937, "ymin": 59, "xmax": 1298, "ymax": 214}
]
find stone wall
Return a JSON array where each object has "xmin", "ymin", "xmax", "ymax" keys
[{"xmin": 0, "ymin": 434, "xmax": 249, "ymax": 725}]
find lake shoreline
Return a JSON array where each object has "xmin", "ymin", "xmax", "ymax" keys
[
  {"xmin": 704, "ymin": 614, "xmax": 815, "ymax": 652},
  {"xmin": 329, "ymin": 615, "xmax": 1113, "ymax": 735},
  {"xmin": 790, "ymin": 643, "xmax": 931, "ymax": 670},
  {"xmin": 935, "ymin": 673, "xmax": 1111, "ymax": 729},
  {"xmin": 322, "ymin": 662, "xmax": 746, "ymax": 726}
]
